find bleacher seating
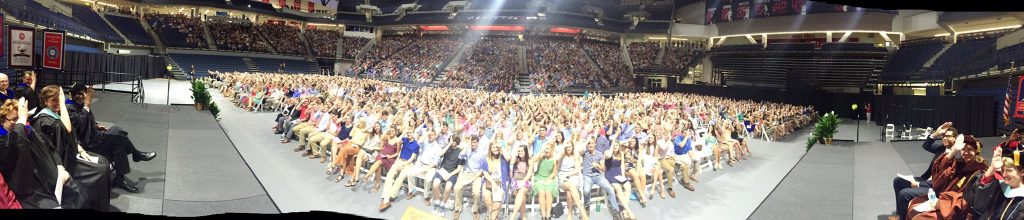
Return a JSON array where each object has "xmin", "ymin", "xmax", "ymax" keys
[
  {"xmin": 709, "ymin": 46, "xmax": 887, "ymax": 90},
  {"xmin": 168, "ymin": 54, "xmax": 249, "ymax": 77},
  {"xmin": 663, "ymin": 41, "xmax": 704, "ymax": 73},
  {"xmin": 66, "ymin": 3, "xmax": 123, "ymax": 43},
  {"xmin": 342, "ymin": 36, "xmax": 370, "ymax": 59},
  {"xmin": 208, "ymin": 20, "xmax": 274, "ymax": 53},
  {"xmin": 924, "ymin": 35, "xmax": 997, "ymax": 80},
  {"xmin": 881, "ymin": 37, "xmax": 944, "ymax": 80},
  {"xmin": 249, "ymin": 58, "xmax": 318, "ymax": 73},
  {"xmin": 146, "ymin": 13, "xmax": 207, "ymax": 48},
  {"xmin": 822, "ymin": 42, "xmax": 887, "ymax": 52},
  {"xmin": 628, "ymin": 42, "xmax": 660, "ymax": 72},
  {"xmin": 765, "ymin": 43, "xmax": 817, "ymax": 51},
  {"xmin": 105, "ymin": 15, "xmax": 155, "ymax": 46},
  {"xmin": 256, "ymin": 23, "xmax": 305, "ymax": 56},
  {"xmin": 2, "ymin": 0, "xmax": 111, "ymax": 42}
]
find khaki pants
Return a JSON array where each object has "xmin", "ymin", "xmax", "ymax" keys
[
  {"xmin": 296, "ymin": 126, "xmax": 319, "ymax": 146},
  {"xmin": 308, "ymin": 132, "xmax": 333, "ymax": 156},
  {"xmin": 400, "ymin": 164, "xmax": 436, "ymax": 199},
  {"xmin": 453, "ymin": 171, "xmax": 482, "ymax": 212},
  {"xmin": 659, "ymin": 158, "xmax": 677, "ymax": 189},
  {"xmin": 381, "ymin": 160, "xmax": 412, "ymax": 199},
  {"xmin": 673, "ymin": 156, "xmax": 694, "ymax": 186}
]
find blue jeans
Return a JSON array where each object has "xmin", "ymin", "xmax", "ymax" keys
[{"xmin": 582, "ymin": 173, "xmax": 620, "ymax": 212}]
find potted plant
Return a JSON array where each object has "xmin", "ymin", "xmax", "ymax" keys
[
  {"xmin": 190, "ymin": 80, "xmax": 209, "ymax": 111},
  {"xmin": 807, "ymin": 111, "xmax": 841, "ymax": 151},
  {"xmin": 209, "ymin": 101, "xmax": 220, "ymax": 120}
]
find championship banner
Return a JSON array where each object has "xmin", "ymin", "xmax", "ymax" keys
[
  {"xmin": 42, "ymin": 30, "xmax": 65, "ymax": 70},
  {"xmin": 1015, "ymin": 76, "xmax": 1024, "ymax": 119},
  {"xmin": 8, "ymin": 27, "xmax": 34, "ymax": 69}
]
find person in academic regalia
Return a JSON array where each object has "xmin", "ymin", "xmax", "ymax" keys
[
  {"xmin": 31, "ymin": 85, "xmax": 111, "ymax": 211},
  {"xmin": 893, "ymin": 122, "xmax": 958, "ymax": 220},
  {"xmin": 12, "ymin": 71, "xmax": 39, "ymax": 115},
  {"xmin": 0, "ymin": 74, "xmax": 17, "ymax": 103},
  {"xmin": 968, "ymin": 152, "xmax": 1024, "ymax": 220},
  {"xmin": 65, "ymin": 84, "xmax": 156, "ymax": 193},
  {"xmin": 906, "ymin": 134, "xmax": 987, "ymax": 220}
]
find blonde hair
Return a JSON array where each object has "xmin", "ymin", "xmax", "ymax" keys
[{"xmin": 0, "ymin": 100, "xmax": 16, "ymax": 124}]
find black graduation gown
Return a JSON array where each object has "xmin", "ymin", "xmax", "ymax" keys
[
  {"xmin": 0, "ymin": 123, "xmax": 61, "ymax": 209},
  {"xmin": 12, "ymin": 83, "xmax": 39, "ymax": 114},
  {"xmin": 31, "ymin": 113, "xmax": 110, "ymax": 211},
  {"xmin": 65, "ymin": 102, "xmax": 100, "ymax": 149},
  {"xmin": 970, "ymin": 177, "xmax": 1024, "ymax": 220}
]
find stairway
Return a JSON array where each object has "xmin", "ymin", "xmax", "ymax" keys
[
  {"xmin": 620, "ymin": 43, "xmax": 634, "ymax": 74},
  {"xmin": 201, "ymin": 22, "xmax": 217, "ymax": 50},
  {"xmin": 923, "ymin": 43, "xmax": 952, "ymax": 68},
  {"xmin": 298, "ymin": 30, "xmax": 315, "ymax": 61},
  {"xmin": 516, "ymin": 44, "xmax": 532, "ymax": 94},
  {"xmin": 139, "ymin": 15, "xmax": 166, "ymax": 54},
  {"xmin": 98, "ymin": 13, "xmax": 132, "ymax": 45},
  {"xmin": 164, "ymin": 56, "xmax": 187, "ymax": 80},
  {"xmin": 580, "ymin": 44, "xmax": 608, "ymax": 77},
  {"xmin": 355, "ymin": 38, "xmax": 376, "ymax": 61},
  {"xmin": 242, "ymin": 58, "xmax": 260, "ymax": 72}
]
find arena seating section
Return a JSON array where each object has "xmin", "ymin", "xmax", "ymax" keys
[
  {"xmin": 146, "ymin": 13, "xmax": 207, "ymax": 48},
  {"xmin": 709, "ymin": 43, "xmax": 888, "ymax": 90},
  {"xmin": 105, "ymin": 14, "xmax": 155, "ymax": 46},
  {"xmin": 3, "ymin": 0, "xmax": 117, "ymax": 42},
  {"xmin": 66, "ymin": 3, "xmax": 123, "ymax": 44},
  {"xmin": 168, "ymin": 54, "xmax": 317, "ymax": 76}
]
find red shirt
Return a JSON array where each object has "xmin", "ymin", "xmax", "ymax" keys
[{"xmin": 0, "ymin": 173, "xmax": 22, "ymax": 209}]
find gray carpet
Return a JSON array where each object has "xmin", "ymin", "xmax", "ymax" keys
[
  {"xmin": 91, "ymin": 92, "xmax": 277, "ymax": 215},
  {"xmin": 755, "ymin": 122, "xmax": 1007, "ymax": 220},
  {"xmin": 211, "ymin": 88, "xmax": 811, "ymax": 220}
]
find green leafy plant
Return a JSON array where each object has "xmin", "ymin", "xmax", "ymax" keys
[
  {"xmin": 209, "ymin": 101, "xmax": 220, "ymax": 120},
  {"xmin": 190, "ymin": 80, "xmax": 210, "ymax": 110},
  {"xmin": 807, "ymin": 111, "xmax": 841, "ymax": 151}
]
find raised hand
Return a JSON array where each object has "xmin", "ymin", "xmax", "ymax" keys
[{"xmin": 953, "ymin": 134, "xmax": 966, "ymax": 152}]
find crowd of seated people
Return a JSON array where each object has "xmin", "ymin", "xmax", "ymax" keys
[
  {"xmin": 208, "ymin": 20, "xmax": 273, "ymax": 53},
  {"xmin": 0, "ymin": 72, "xmax": 157, "ymax": 210},
  {"xmin": 342, "ymin": 36, "xmax": 371, "ymax": 59},
  {"xmin": 304, "ymin": 29, "xmax": 343, "ymax": 58},
  {"xmin": 442, "ymin": 36, "xmax": 521, "ymax": 92},
  {"xmin": 352, "ymin": 35, "xmax": 414, "ymax": 77},
  {"xmin": 145, "ymin": 13, "xmax": 207, "ymax": 48},
  {"xmin": 889, "ymin": 122, "xmax": 1024, "ymax": 220},
  {"xmin": 628, "ymin": 42, "xmax": 660, "ymax": 72},
  {"xmin": 526, "ymin": 37, "xmax": 603, "ymax": 92},
  {"xmin": 98, "ymin": 5, "xmax": 135, "ymax": 16},
  {"xmin": 662, "ymin": 42, "xmax": 703, "ymax": 73},
  {"xmin": 581, "ymin": 40, "xmax": 634, "ymax": 89},
  {"xmin": 209, "ymin": 71, "xmax": 815, "ymax": 220},
  {"xmin": 257, "ymin": 23, "xmax": 305, "ymax": 56},
  {"xmin": 361, "ymin": 35, "xmax": 459, "ymax": 84}
]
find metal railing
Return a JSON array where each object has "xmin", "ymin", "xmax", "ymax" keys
[{"xmin": 37, "ymin": 70, "xmax": 144, "ymax": 103}]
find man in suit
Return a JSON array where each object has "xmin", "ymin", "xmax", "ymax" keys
[
  {"xmin": 890, "ymin": 122, "xmax": 956, "ymax": 220},
  {"xmin": 66, "ymin": 84, "xmax": 157, "ymax": 193},
  {"xmin": 12, "ymin": 71, "xmax": 39, "ymax": 114}
]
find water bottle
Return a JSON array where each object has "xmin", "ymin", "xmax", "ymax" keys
[
  {"xmin": 927, "ymin": 189, "xmax": 937, "ymax": 201},
  {"xmin": 596, "ymin": 203, "xmax": 601, "ymax": 213}
]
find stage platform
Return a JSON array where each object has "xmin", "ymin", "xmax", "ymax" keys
[
  {"xmin": 97, "ymin": 79, "xmax": 194, "ymax": 105},
  {"xmin": 91, "ymin": 93, "xmax": 277, "ymax": 216}
]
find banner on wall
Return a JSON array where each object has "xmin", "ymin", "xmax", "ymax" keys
[
  {"xmin": 42, "ymin": 30, "xmax": 65, "ymax": 70},
  {"xmin": 8, "ymin": 27, "xmax": 34, "ymax": 69},
  {"xmin": 1015, "ymin": 76, "xmax": 1024, "ymax": 119}
]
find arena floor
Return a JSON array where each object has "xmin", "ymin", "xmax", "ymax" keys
[{"xmin": 92, "ymin": 87, "xmax": 983, "ymax": 219}]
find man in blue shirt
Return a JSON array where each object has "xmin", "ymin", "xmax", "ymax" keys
[
  {"xmin": 452, "ymin": 135, "xmax": 487, "ymax": 219},
  {"xmin": 671, "ymin": 130, "xmax": 698, "ymax": 191},
  {"xmin": 581, "ymin": 140, "xmax": 620, "ymax": 215}
]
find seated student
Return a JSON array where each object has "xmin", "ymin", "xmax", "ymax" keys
[
  {"xmin": 481, "ymin": 142, "xmax": 511, "ymax": 220},
  {"xmin": 66, "ymin": 84, "xmax": 157, "ymax": 193},
  {"xmin": 33, "ymin": 85, "xmax": 112, "ymax": 211},
  {"xmin": 452, "ymin": 135, "xmax": 487, "ymax": 220},
  {"xmin": 554, "ymin": 141, "xmax": 588, "ymax": 220},
  {"xmin": 905, "ymin": 135, "xmax": 987, "ymax": 219},
  {"xmin": 397, "ymin": 129, "xmax": 444, "ymax": 205},
  {"xmin": 378, "ymin": 127, "xmax": 419, "ymax": 211},
  {"xmin": 606, "ymin": 142, "xmax": 637, "ymax": 220},
  {"xmin": 431, "ymin": 137, "xmax": 463, "ymax": 217},
  {"xmin": 509, "ymin": 144, "xmax": 540, "ymax": 220}
]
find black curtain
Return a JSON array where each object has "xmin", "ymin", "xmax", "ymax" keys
[
  {"xmin": 667, "ymin": 84, "xmax": 997, "ymax": 136},
  {"xmin": 33, "ymin": 52, "xmax": 167, "ymax": 88}
]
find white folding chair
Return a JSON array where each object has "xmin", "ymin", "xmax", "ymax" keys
[{"xmin": 885, "ymin": 124, "xmax": 895, "ymax": 141}]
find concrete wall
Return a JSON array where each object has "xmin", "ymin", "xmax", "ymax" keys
[
  {"xmin": 344, "ymin": 31, "xmax": 376, "ymax": 39},
  {"xmin": 714, "ymin": 12, "xmax": 896, "ymax": 36},
  {"xmin": 998, "ymin": 28, "xmax": 1024, "ymax": 50},
  {"xmin": 899, "ymin": 11, "xmax": 941, "ymax": 34},
  {"xmin": 671, "ymin": 23, "xmax": 717, "ymax": 38},
  {"xmin": 674, "ymin": 2, "xmax": 706, "ymax": 25}
]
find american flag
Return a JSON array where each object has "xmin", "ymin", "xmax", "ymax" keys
[{"xmin": 1005, "ymin": 74, "xmax": 1015, "ymax": 127}]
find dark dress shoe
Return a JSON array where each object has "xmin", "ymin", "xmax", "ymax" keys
[
  {"xmin": 133, "ymin": 152, "xmax": 157, "ymax": 162},
  {"xmin": 114, "ymin": 178, "xmax": 141, "ymax": 193}
]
